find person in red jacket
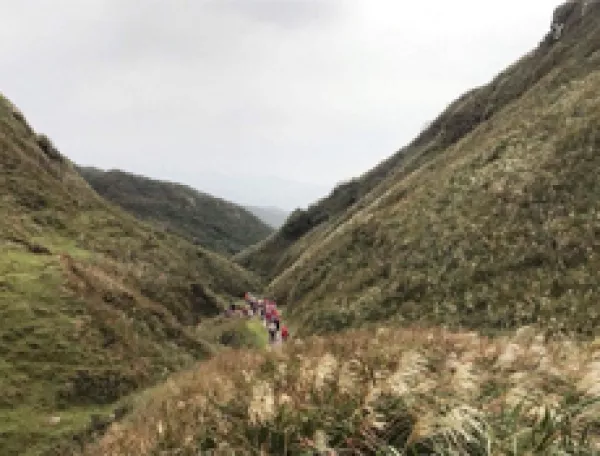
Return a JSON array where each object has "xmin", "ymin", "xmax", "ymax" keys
[
  {"xmin": 267, "ymin": 319, "xmax": 278, "ymax": 343},
  {"xmin": 265, "ymin": 306, "xmax": 273, "ymax": 324},
  {"xmin": 271, "ymin": 307, "xmax": 280, "ymax": 321},
  {"xmin": 265, "ymin": 301, "xmax": 274, "ymax": 314},
  {"xmin": 281, "ymin": 324, "xmax": 289, "ymax": 341}
]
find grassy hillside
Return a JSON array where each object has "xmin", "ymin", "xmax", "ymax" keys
[
  {"xmin": 0, "ymin": 94, "xmax": 260, "ymax": 455},
  {"xmin": 237, "ymin": 0, "xmax": 600, "ymax": 282},
  {"xmin": 60, "ymin": 3, "xmax": 600, "ymax": 454},
  {"xmin": 83, "ymin": 326, "xmax": 600, "ymax": 454},
  {"xmin": 255, "ymin": 1, "xmax": 600, "ymax": 337},
  {"xmin": 77, "ymin": 167, "xmax": 273, "ymax": 256}
]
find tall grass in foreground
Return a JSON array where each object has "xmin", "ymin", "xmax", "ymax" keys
[{"xmin": 83, "ymin": 326, "xmax": 600, "ymax": 455}]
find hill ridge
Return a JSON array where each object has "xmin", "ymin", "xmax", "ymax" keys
[
  {"xmin": 257, "ymin": 0, "xmax": 600, "ymax": 336},
  {"xmin": 77, "ymin": 166, "xmax": 273, "ymax": 256},
  {"xmin": 237, "ymin": 0, "xmax": 600, "ymax": 281}
]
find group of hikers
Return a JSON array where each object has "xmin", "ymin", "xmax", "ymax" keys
[{"xmin": 225, "ymin": 292, "xmax": 290, "ymax": 344}]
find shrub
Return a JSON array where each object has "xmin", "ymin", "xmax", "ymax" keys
[
  {"xmin": 35, "ymin": 133, "xmax": 63, "ymax": 161},
  {"xmin": 57, "ymin": 369, "xmax": 141, "ymax": 406}
]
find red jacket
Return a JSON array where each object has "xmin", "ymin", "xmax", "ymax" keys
[{"xmin": 281, "ymin": 326, "xmax": 289, "ymax": 339}]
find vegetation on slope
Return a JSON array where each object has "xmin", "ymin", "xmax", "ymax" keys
[
  {"xmin": 64, "ymin": 4, "xmax": 600, "ymax": 455},
  {"xmin": 0, "ymin": 94, "xmax": 260, "ymax": 454},
  {"xmin": 49, "ymin": 4, "xmax": 600, "ymax": 455},
  {"xmin": 261, "ymin": 1, "xmax": 600, "ymax": 336},
  {"xmin": 237, "ymin": 0, "xmax": 600, "ymax": 281},
  {"xmin": 195, "ymin": 315, "xmax": 269, "ymax": 350},
  {"xmin": 77, "ymin": 167, "xmax": 273, "ymax": 256},
  {"xmin": 83, "ymin": 326, "xmax": 600, "ymax": 455}
]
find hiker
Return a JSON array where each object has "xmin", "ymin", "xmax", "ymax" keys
[
  {"xmin": 250, "ymin": 298, "xmax": 258, "ymax": 316},
  {"xmin": 281, "ymin": 324, "xmax": 289, "ymax": 342},
  {"xmin": 265, "ymin": 302, "xmax": 273, "ymax": 323},
  {"xmin": 266, "ymin": 300, "xmax": 277, "ymax": 318},
  {"xmin": 226, "ymin": 302, "xmax": 235, "ymax": 317},
  {"xmin": 272, "ymin": 308, "xmax": 281, "ymax": 333},
  {"xmin": 267, "ymin": 319, "xmax": 278, "ymax": 344}
]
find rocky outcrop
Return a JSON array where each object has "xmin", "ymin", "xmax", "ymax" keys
[{"xmin": 548, "ymin": 0, "xmax": 600, "ymax": 42}]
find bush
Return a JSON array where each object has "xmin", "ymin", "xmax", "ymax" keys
[
  {"xmin": 57, "ymin": 369, "xmax": 141, "ymax": 406},
  {"xmin": 553, "ymin": 1, "xmax": 578, "ymax": 26},
  {"xmin": 35, "ymin": 133, "xmax": 63, "ymax": 161}
]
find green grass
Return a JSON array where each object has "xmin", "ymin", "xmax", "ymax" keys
[
  {"xmin": 195, "ymin": 314, "xmax": 269, "ymax": 350},
  {"xmin": 246, "ymin": 318, "xmax": 269, "ymax": 348},
  {"xmin": 0, "ymin": 245, "xmax": 195, "ymax": 452},
  {"xmin": 0, "ymin": 405, "xmax": 113, "ymax": 456}
]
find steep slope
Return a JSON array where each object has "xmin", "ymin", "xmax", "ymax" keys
[
  {"xmin": 265, "ymin": 1, "xmax": 600, "ymax": 335},
  {"xmin": 238, "ymin": 1, "xmax": 600, "ymax": 281},
  {"xmin": 244, "ymin": 205, "xmax": 289, "ymax": 228},
  {"xmin": 77, "ymin": 167, "xmax": 273, "ymax": 256},
  {"xmin": 0, "ymin": 94, "xmax": 260, "ymax": 454}
]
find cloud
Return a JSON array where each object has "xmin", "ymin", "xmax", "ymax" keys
[
  {"xmin": 207, "ymin": 0, "xmax": 340, "ymax": 28},
  {"xmin": 0, "ymin": 0, "xmax": 556, "ymax": 209}
]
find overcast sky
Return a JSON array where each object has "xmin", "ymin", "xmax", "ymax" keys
[{"xmin": 1, "ymin": 0, "xmax": 555, "ymax": 210}]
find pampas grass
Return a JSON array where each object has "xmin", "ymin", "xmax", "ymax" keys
[{"xmin": 83, "ymin": 325, "xmax": 600, "ymax": 455}]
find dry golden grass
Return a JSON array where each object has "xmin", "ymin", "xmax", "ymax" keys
[{"xmin": 83, "ymin": 325, "xmax": 600, "ymax": 455}]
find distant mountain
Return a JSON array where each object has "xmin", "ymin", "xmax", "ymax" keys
[
  {"xmin": 175, "ymin": 170, "xmax": 331, "ymax": 213},
  {"xmin": 77, "ymin": 167, "xmax": 273, "ymax": 256},
  {"xmin": 244, "ymin": 205, "xmax": 289, "ymax": 228},
  {"xmin": 0, "ymin": 93, "xmax": 260, "ymax": 454}
]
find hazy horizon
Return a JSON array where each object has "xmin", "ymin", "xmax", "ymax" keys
[{"xmin": 2, "ymin": 0, "xmax": 556, "ymax": 209}]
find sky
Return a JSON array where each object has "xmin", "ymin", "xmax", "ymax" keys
[{"xmin": 1, "ymin": 0, "xmax": 556, "ymax": 210}]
